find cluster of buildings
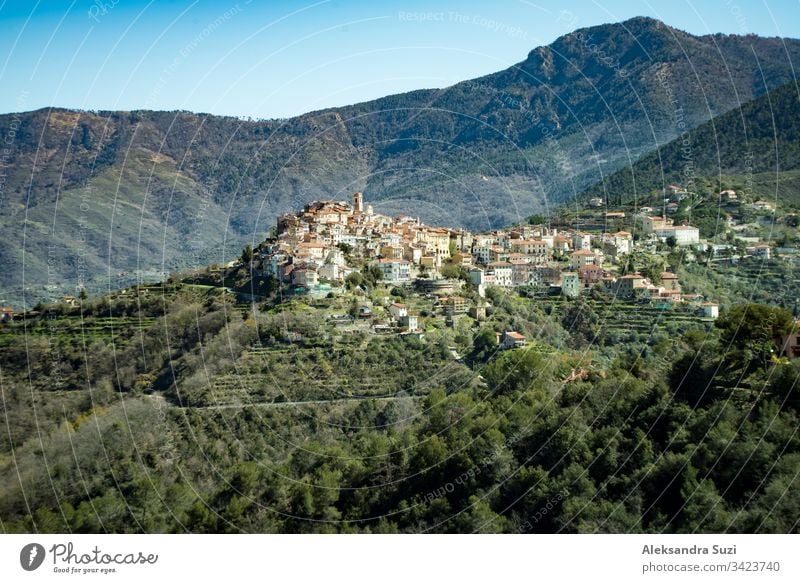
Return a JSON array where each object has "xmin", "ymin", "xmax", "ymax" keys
[
  {"xmin": 255, "ymin": 192, "xmax": 457, "ymax": 289},
  {"xmin": 641, "ymin": 215, "xmax": 700, "ymax": 246},
  {"xmin": 250, "ymin": 192, "xmax": 719, "ymax": 311}
]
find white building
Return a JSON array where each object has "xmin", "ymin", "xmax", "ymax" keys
[
  {"xmin": 388, "ymin": 303, "xmax": 408, "ymax": 320},
  {"xmin": 700, "ymin": 303, "xmax": 719, "ymax": 319},
  {"xmin": 318, "ymin": 263, "xmax": 340, "ymax": 282},
  {"xmin": 373, "ymin": 259, "xmax": 411, "ymax": 283},
  {"xmin": 487, "ymin": 262, "xmax": 513, "ymax": 288},
  {"xmin": 399, "ymin": 314, "xmax": 418, "ymax": 331},
  {"xmin": 572, "ymin": 232, "xmax": 592, "ymax": 251},
  {"xmin": 561, "ymin": 272, "xmax": 580, "ymax": 297},
  {"xmin": 473, "ymin": 245, "xmax": 493, "ymax": 265},
  {"xmin": 613, "ymin": 231, "xmax": 632, "ymax": 255},
  {"xmin": 654, "ymin": 225, "xmax": 700, "ymax": 246}
]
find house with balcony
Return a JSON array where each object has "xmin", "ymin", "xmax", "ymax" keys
[
  {"xmin": 510, "ymin": 239, "xmax": 551, "ymax": 263},
  {"xmin": 616, "ymin": 273, "xmax": 646, "ymax": 298},
  {"xmin": 577, "ymin": 265, "xmax": 604, "ymax": 289},
  {"xmin": 487, "ymin": 261, "xmax": 513, "ymax": 288},
  {"xmin": 292, "ymin": 267, "xmax": 319, "ymax": 288},
  {"xmin": 438, "ymin": 296, "xmax": 468, "ymax": 315},
  {"xmin": 373, "ymin": 259, "xmax": 411, "ymax": 283},
  {"xmin": 399, "ymin": 314, "xmax": 419, "ymax": 331},
  {"xmin": 569, "ymin": 249, "xmax": 596, "ymax": 270}
]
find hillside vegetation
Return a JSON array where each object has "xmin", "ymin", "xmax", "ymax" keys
[{"xmin": 1, "ymin": 280, "xmax": 797, "ymax": 533}]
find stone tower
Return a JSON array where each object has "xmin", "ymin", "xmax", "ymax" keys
[{"xmin": 352, "ymin": 191, "xmax": 364, "ymax": 214}]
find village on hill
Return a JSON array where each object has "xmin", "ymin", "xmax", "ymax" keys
[
  {"xmin": 5, "ymin": 186, "xmax": 798, "ymax": 359},
  {"xmin": 204, "ymin": 188, "xmax": 795, "ymax": 355}
]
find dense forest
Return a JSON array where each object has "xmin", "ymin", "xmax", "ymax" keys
[{"xmin": 1, "ymin": 280, "xmax": 797, "ymax": 533}]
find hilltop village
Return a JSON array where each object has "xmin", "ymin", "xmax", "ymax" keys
[
  {"xmin": 238, "ymin": 191, "xmax": 726, "ymax": 341},
  {"xmin": 244, "ymin": 186, "xmax": 800, "ymax": 338},
  {"xmin": 7, "ymin": 187, "xmax": 796, "ymax": 357}
]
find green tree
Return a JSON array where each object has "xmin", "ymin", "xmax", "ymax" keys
[
  {"xmin": 471, "ymin": 328, "xmax": 498, "ymax": 361},
  {"xmin": 529, "ymin": 214, "xmax": 546, "ymax": 225},
  {"xmin": 364, "ymin": 265, "xmax": 383, "ymax": 285},
  {"xmin": 345, "ymin": 272, "xmax": 364, "ymax": 290},
  {"xmin": 241, "ymin": 244, "xmax": 253, "ymax": 264},
  {"xmin": 440, "ymin": 263, "xmax": 464, "ymax": 280},
  {"xmin": 561, "ymin": 299, "xmax": 601, "ymax": 346},
  {"xmin": 484, "ymin": 349, "xmax": 553, "ymax": 394},
  {"xmin": 716, "ymin": 303, "xmax": 794, "ymax": 370}
]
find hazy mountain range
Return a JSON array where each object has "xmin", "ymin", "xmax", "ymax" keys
[{"xmin": 2, "ymin": 16, "xmax": 800, "ymax": 305}]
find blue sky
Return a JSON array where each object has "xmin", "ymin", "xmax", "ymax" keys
[{"xmin": 1, "ymin": 0, "xmax": 799, "ymax": 118}]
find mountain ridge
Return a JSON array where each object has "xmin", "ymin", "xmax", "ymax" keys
[
  {"xmin": 579, "ymin": 79, "xmax": 800, "ymax": 206},
  {"xmin": 2, "ymin": 16, "xmax": 800, "ymax": 306}
]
